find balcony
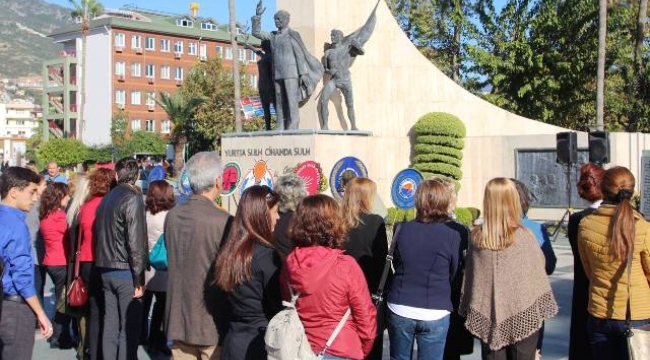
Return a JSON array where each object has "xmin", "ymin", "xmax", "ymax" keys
[
  {"xmin": 114, "ymin": 44, "xmax": 124, "ymax": 52},
  {"xmin": 199, "ymin": 54, "xmax": 207, "ymax": 61},
  {"xmin": 147, "ymin": 103, "xmax": 155, "ymax": 111},
  {"xmin": 147, "ymin": 76, "xmax": 154, "ymax": 84},
  {"xmin": 174, "ymin": 52, "xmax": 182, "ymax": 59},
  {"xmin": 117, "ymin": 74, "xmax": 125, "ymax": 82},
  {"xmin": 134, "ymin": 47, "xmax": 143, "ymax": 54}
]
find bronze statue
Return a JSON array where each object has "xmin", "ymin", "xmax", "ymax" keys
[
  {"xmin": 318, "ymin": 1, "xmax": 379, "ymax": 131},
  {"xmin": 251, "ymin": 1, "xmax": 324, "ymax": 130},
  {"xmin": 245, "ymin": 40, "xmax": 275, "ymax": 130}
]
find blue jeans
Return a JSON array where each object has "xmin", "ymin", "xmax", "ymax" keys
[
  {"xmin": 588, "ymin": 315, "xmax": 650, "ymax": 360},
  {"xmin": 388, "ymin": 310, "xmax": 450, "ymax": 360}
]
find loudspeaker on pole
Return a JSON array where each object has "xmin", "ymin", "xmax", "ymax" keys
[
  {"xmin": 556, "ymin": 132, "xmax": 578, "ymax": 164},
  {"xmin": 588, "ymin": 131, "xmax": 610, "ymax": 165}
]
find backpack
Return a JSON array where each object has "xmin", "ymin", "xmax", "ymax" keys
[{"xmin": 265, "ymin": 286, "xmax": 351, "ymax": 360}]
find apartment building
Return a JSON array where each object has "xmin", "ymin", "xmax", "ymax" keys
[
  {"xmin": 43, "ymin": 5, "xmax": 260, "ymax": 145},
  {"xmin": 0, "ymin": 100, "xmax": 42, "ymax": 166}
]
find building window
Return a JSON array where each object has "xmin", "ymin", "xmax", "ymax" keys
[
  {"xmin": 161, "ymin": 120, "xmax": 171, "ymax": 134},
  {"xmin": 131, "ymin": 91, "xmax": 141, "ymax": 105},
  {"xmin": 199, "ymin": 44, "xmax": 207, "ymax": 58},
  {"xmin": 160, "ymin": 66, "xmax": 170, "ymax": 79},
  {"xmin": 115, "ymin": 90, "xmax": 126, "ymax": 105},
  {"xmin": 188, "ymin": 42, "xmax": 197, "ymax": 56},
  {"xmin": 146, "ymin": 64, "xmax": 155, "ymax": 78},
  {"xmin": 174, "ymin": 40, "xmax": 183, "ymax": 54},
  {"xmin": 238, "ymin": 49, "xmax": 245, "ymax": 61},
  {"xmin": 114, "ymin": 33, "xmax": 125, "ymax": 47},
  {"xmin": 216, "ymin": 46, "xmax": 223, "ymax": 58},
  {"xmin": 161, "ymin": 39, "xmax": 170, "ymax": 52},
  {"xmin": 201, "ymin": 22, "xmax": 217, "ymax": 31},
  {"xmin": 249, "ymin": 74, "xmax": 258, "ymax": 89},
  {"xmin": 131, "ymin": 35, "xmax": 142, "ymax": 49},
  {"xmin": 175, "ymin": 67, "xmax": 184, "ymax": 80},
  {"xmin": 176, "ymin": 18, "xmax": 193, "ymax": 28},
  {"xmin": 131, "ymin": 119, "xmax": 141, "ymax": 131},
  {"xmin": 16, "ymin": 120, "xmax": 25, "ymax": 125},
  {"xmin": 115, "ymin": 61, "xmax": 125, "ymax": 75},
  {"xmin": 147, "ymin": 92, "xmax": 156, "ymax": 105},
  {"xmin": 131, "ymin": 63, "xmax": 141, "ymax": 77},
  {"xmin": 250, "ymin": 50, "xmax": 257, "ymax": 62},
  {"xmin": 145, "ymin": 119, "xmax": 155, "ymax": 132},
  {"xmin": 145, "ymin": 37, "xmax": 155, "ymax": 51},
  {"xmin": 225, "ymin": 48, "xmax": 233, "ymax": 60}
]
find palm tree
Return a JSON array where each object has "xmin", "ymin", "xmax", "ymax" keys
[
  {"xmin": 229, "ymin": 0, "xmax": 242, "ymax": 132},
  {"xmin": 595, "ymin": 0, "xmax": 606, "ymax": 131},
  {"xmin": 69, "ymin": 0, "xmax": 104, "ymax": 142},
  {"xmin": 155, "ymin": 92, "xmax": 204, "ymax": 177}
]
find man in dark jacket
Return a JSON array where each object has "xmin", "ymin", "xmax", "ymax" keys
[
  {"xmin": 94, "ymin": 158, "xmax": 147, "ymax": 360},
  {"xmin": 164, "ymin": 152, "xmax": 231, "ymax": 360}
]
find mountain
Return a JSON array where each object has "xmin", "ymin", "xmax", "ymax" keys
[{"xmin": 0, "ymin": 0, "xmax": 72, "ymax": 79}]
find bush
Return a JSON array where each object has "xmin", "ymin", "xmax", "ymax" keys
[
  {"xmin": 454, "ymin": 207, "xmax": 473, "ymax": 227},
  {"xmin": 413, "ymin": 153, "xmax": 462, "ymax": 167},
  {"xmin": 414, "ymin": 112, "xmax": 467, "ymax": 138},
  {"xmin": 413, "ymin": 163, "xmax": 463, "ymax": 180},
  {"xmin": 415, "ymin": 135, "xmax": 465, "ymax": 149},
  {"xmin": 37, "ymin": 138, "xmax": 88, "ymax": 168},
  {"xmin": 466, "ymin": 207, "xmax": 481, "ymax": 222},
  {"xmin": 414, "ymin": 144, "xmax": 464, "ymax": 159}
]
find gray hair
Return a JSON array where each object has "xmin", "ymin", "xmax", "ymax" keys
[
  {"xmin": 186, "ymin": 152, "xmax": 222, "ymax": 194},
  {"xmin": 274, "ymin": 173, "xmax": 307, "ymax": 213}
]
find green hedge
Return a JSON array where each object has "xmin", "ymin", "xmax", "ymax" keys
[
  {"xmin": 414, "ymin": 112, "xmax": 467, "ymax": 138},
  {"xmin": 414, "ymin": 144, "xmax": 464, "ymax": 160},
  {"xmin": 455, "ymin": 208, "xmax": 473, "ymax": 227},
  {"xmin": 386, "ymin": 206, "xmax": 474, "ymax": 227},
  {"xmin": 415, "ymin": 135, "xmax": 465, "ymax": 149},
  {"xmin": 467, "ymin": 207, "xmax": 481, "ymax": 222},
  {"xmin": 413, "ymin": 153, "xmax": 462, "ymax": 167},
  {"xmin": 413, "ymin": 163, "xmax": 463, "ymax": 180}
]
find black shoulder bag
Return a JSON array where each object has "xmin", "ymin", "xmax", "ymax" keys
[{"xmin": 371, "ymin": 222, "xmax": 402, "ymax": 307}]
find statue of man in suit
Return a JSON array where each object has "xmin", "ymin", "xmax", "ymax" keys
[{"xmin": 251, "ymin": 1, "xmax": 323, "ymax": 130}]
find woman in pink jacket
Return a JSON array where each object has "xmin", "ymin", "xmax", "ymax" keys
[{"xmin": 282, "ymin": 194, "xmax": 377, "ymax": 360}]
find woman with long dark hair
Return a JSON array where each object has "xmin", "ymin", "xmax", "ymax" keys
[
  {"xmin": 567, "ymin": 163, "xmax": 605, "ymax": 360},
  {"xmin": 77, "ymin": 167, "xmax": 115, "ymax": 360},
  {"xmin": 283, "ymin": 195, "xmax": 377, "ymax": 360},
  {"xmin": 215, "ymin": 185, "xmax": 282, "ymax": 360},
  {"xmin": 341, "ymin": 177, "xmax": 387, "ymax": 360},
  {"xmin": 578, "ymin": 166, "xmax": 650, "ymax": 360},
  {"xmin": 460, "ymin": 178, "xmax": 557, "ymax": 360},
  {"xmin": 39, "ymin": 182, "xmax": 74, "ymax": 349},
  {"xmin": 142, "ymin": 180, "xmax": 175, "ymax": 355}
]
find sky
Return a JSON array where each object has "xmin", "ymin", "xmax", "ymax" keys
[{"xmin": 44, "ymin": 0, "xmax": 277, "ymax": 29}]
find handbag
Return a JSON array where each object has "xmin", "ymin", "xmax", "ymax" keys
[
  {"xmin": 67, "ymin": 231, "xmax": 88, "ymax": 307},
  {"xmin": 371, "ymin": 222, "xmax": 402, "ymax": 307},
  {"xmin": 149, "ymin": 233, "xmax": 167, "ymax": 271},
  {"xmin": 625, "ymin": 244, "xmax": 650, "ymax": 360}
]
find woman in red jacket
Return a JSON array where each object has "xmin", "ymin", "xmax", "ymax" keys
[
  {"xmin": 77, "ymin": 168, "xmax": 115, "ymax": 360},
  {"xmin": 283, "ymin": 194, "xmax": 377, "ymax": 360},
  {"xmin": 39, "ymin": 182, "xmax": 73, "ymax": 349}
]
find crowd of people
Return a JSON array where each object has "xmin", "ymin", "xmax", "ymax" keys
[{"xmin": 0, "ymin": 154, "xmax": 649, "ymax": 360}]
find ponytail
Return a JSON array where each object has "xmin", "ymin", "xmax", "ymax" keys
[{"xmin": 610, "ymin": 189, "xmax": 635, "ymax": 261}]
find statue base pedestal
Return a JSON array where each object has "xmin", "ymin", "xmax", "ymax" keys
[{"xmin": 220, "ymin": 128, "xmax": 411, "ymax": 213}]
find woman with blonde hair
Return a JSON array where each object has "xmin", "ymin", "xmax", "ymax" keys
[
  {"xmin": 386, "ymin": 178, "xmax": 466, "ymax": 360},
  {"xmin": 460, "ymin": 178, "xmax": 557, "ymax": 360},
  {"xmin": 578, "ymin": 166, "xmax": 650, "ymax": 360},
  {"xmin": 341, "ymin": 177, "xmax": 387, "ymax": 360}
]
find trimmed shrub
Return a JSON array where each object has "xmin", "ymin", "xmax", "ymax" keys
[
  {"xmin": 415, "ymin": 135, "xmax": 465, "ymax": 149},
  {"xmin": 413, "ymin": 153, "xmax": 462, "ymax": 168},
  {"xmin": 414, "ymin": 144, "xmax": 463, "ymax": 160},
  {"xmin": 413, "ymin": 163, "xmax": 463, "ymax": 180},
  {"xmin": 412, "ymin": 112, "xmax": 466, "ymax": 188},
  {"xmin": 467, "ymin": 207, "xmax": 481, "ymax": 222},
  {"xmin": 454, "ymin": 208, "xmax": 474, "ymax": 227},
  {"xmin": 414, "ymin": 112, "xmax": 466, "ymax": 138}
]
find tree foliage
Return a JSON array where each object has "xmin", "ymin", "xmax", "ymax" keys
[
  {"xmin": 37, "ymin": 138, "xmax": 88, "ymax": 168},
  {"xmin": 389, "ymin": 0, "xmax": 650, "ymax": 131},
  {"xmin": 179, "ymin": 57, "xmax": 255, "ymax": 154}
]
